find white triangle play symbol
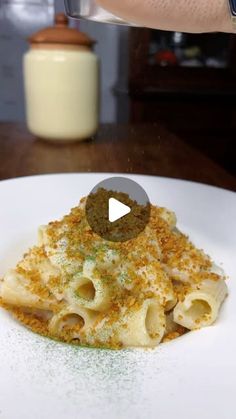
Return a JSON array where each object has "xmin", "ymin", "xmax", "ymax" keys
[{"xmin": 108, "ymin": 198, "xmax": 131, "ymax": 223}]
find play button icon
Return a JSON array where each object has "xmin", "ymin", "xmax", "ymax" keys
[
  {"xmin": 85, "ymin": 177, "xmax": 150, "ymax": 242},
  {"xmin": 109, "ymin": 198, "xmax": 131, "ymax": 223}
]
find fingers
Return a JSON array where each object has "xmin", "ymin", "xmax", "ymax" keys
[{"xmin": 97, "ymin": 0, "xmax": 231, "ymax": 33}]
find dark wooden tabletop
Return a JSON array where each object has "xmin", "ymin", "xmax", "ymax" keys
[{"xmin": 0, "ymin": 123, "xmax": 235, "ymax": 191}]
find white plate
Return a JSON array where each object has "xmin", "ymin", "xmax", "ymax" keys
[{"xmin": 0, "ymin": 174, "xmax": 235, "ymax": 419}]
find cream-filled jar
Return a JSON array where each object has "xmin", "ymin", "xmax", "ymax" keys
[{"xmin": 24, "ymin": 14, "xmax": 99, "ymax": 142}]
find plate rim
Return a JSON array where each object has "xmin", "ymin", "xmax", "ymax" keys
[{"xmin": 0, "ymin": 172, "xmax": 235, "ymax": 197}]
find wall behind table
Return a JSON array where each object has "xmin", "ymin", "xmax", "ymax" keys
[{"xmin": 0, "ymin": 0, "xmax": 54, "ymax": 121}]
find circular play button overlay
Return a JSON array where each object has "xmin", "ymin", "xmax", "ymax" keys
[{"xmin": 85, "ymin": 177, "xmax": 150, "ymax": 242}]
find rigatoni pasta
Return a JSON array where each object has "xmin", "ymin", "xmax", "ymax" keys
[
  {"xmin": 0, "ymin": 196, "xmax": 228, "ymax": 349},
  {"xmin": 173, "ymin": 278, "xmax": 227, "ymax": 329}
]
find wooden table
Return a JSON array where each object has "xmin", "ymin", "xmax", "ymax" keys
[{"xmin": 0, "ymin": 123, "xmax": 235, "ymax": 191}]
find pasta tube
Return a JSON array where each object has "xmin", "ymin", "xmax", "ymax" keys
[
  {"xmin": 118, "ymin": 298, "xmax": 166, "ymax": 348},
  {"xmin": 65, "ymin": 273, "xmax": 111, "ymax": 312},
  {"xmin": 174, "ymin": 278, "xmax": 227, "ymax": 329},
  {"xmin": 48, "ymin": 306, "xmax": 96, "ymax": 341},
  {"xmin": 1, "ymin": 270, "xmax": 54, "ymax": 310}
]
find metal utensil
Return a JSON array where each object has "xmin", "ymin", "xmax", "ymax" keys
[{"xmin": 64, "ymin": 0, "xmax": 135, "ymax": 25}]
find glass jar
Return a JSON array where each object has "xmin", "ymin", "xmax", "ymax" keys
[{"xmin": 24, "ymin": 13, "xmax": 99, "ymax": 142}]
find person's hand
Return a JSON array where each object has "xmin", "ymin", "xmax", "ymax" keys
[{"xmin": 97, "ymin": 0, "xmax": 232, "ymax": 33}]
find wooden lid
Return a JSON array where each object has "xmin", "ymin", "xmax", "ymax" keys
[{"xmin": 28, "ymin": 13, "xmax": 94, "ymax": 48}]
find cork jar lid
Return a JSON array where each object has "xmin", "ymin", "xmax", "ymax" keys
[{"xmin": 28, "ymin": 13, "xmax": 94, "ymax": 49}]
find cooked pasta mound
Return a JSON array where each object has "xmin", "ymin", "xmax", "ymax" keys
[{"xmin": 0, "ymin": 196, "xmax": 228, "ymax": 349}]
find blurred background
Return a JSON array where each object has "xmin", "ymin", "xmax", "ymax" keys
[{"xmin": 0, "ymin": 0, "xmax": 235, "ymax": 176}]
